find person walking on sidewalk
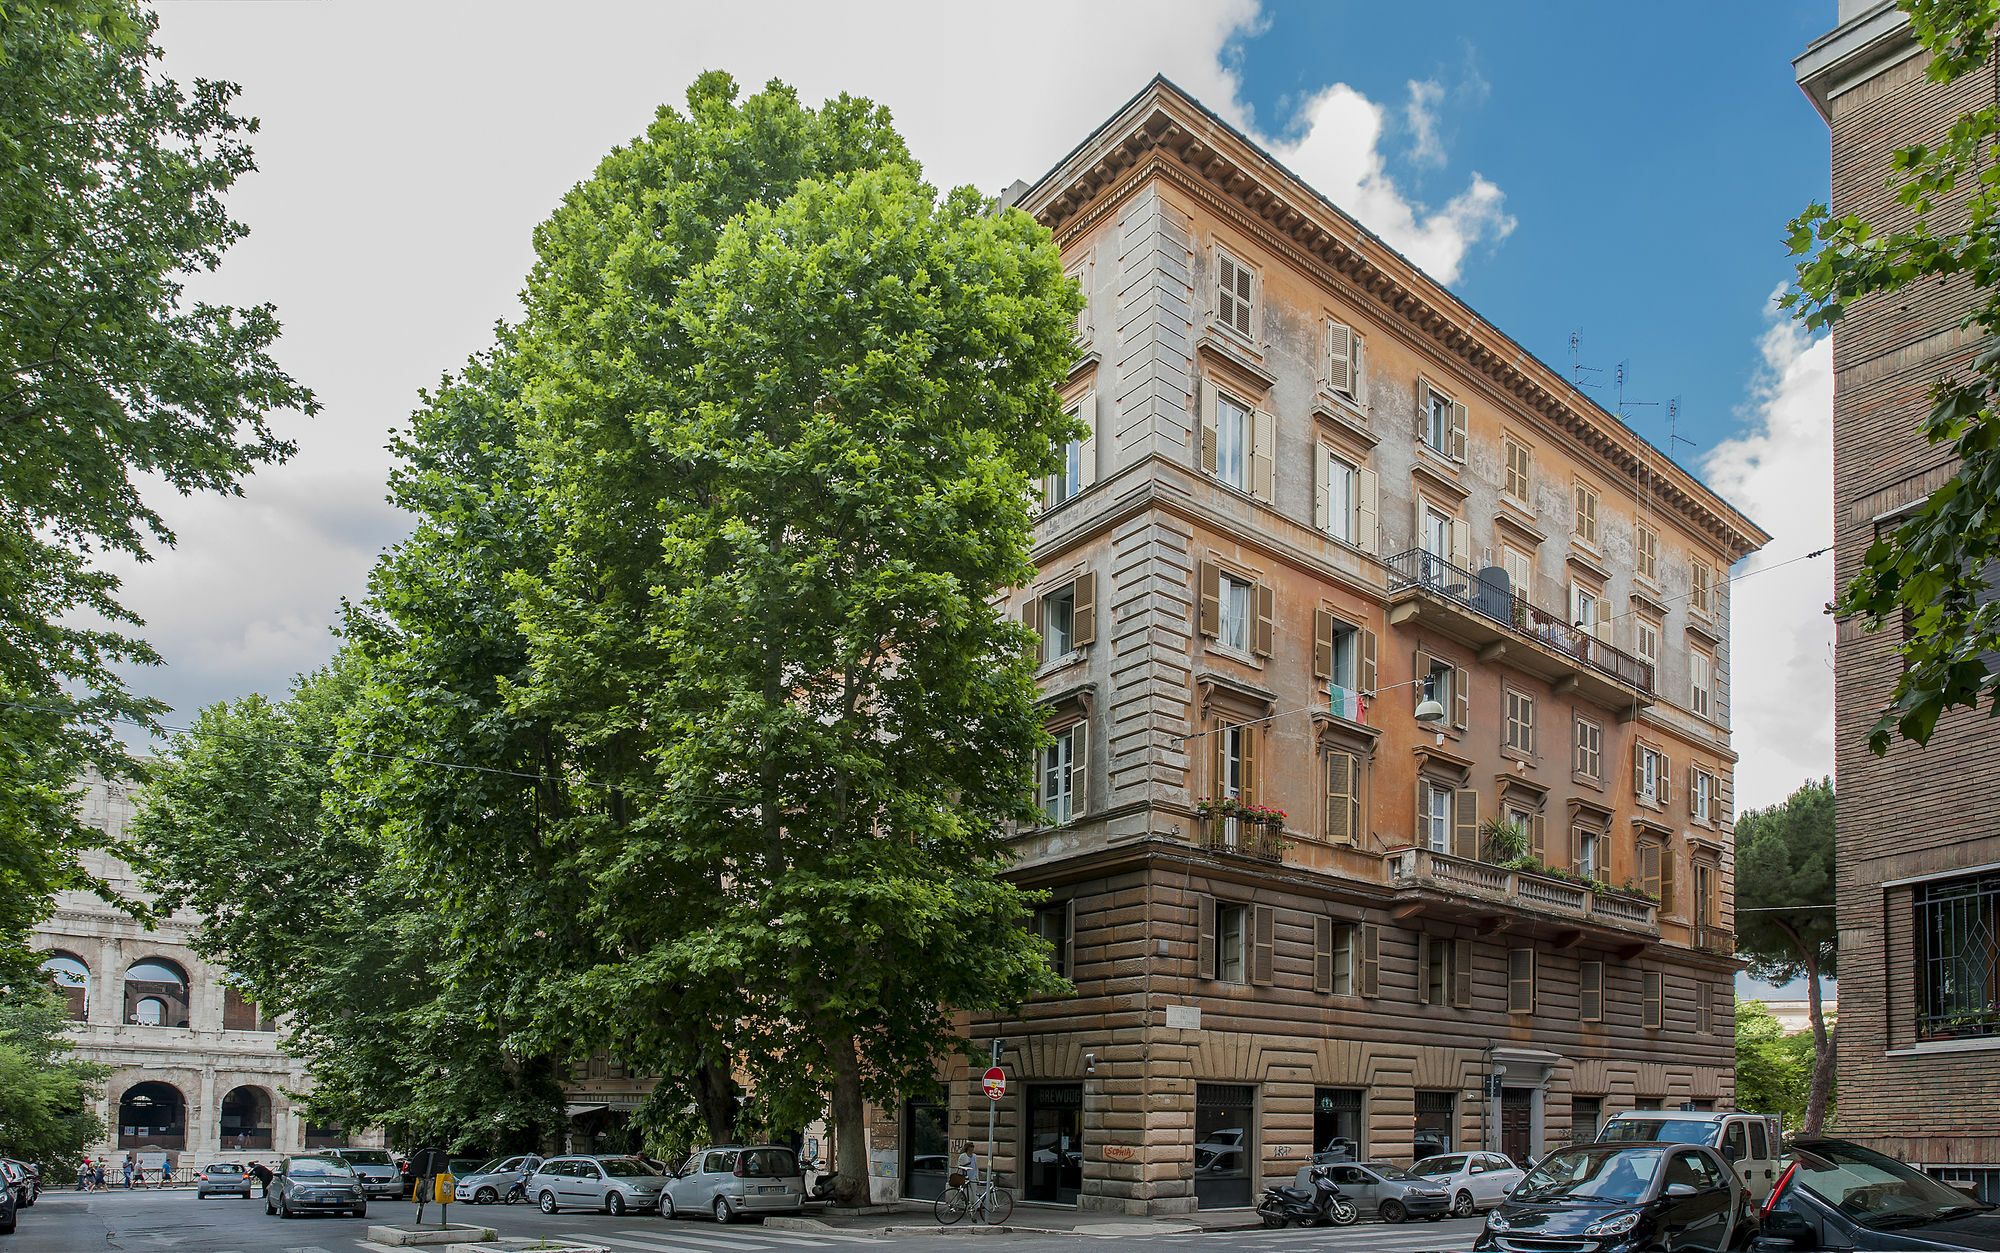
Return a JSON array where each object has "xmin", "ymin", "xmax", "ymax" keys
[{"xmin": 122, "ymin": 1156, "xmax": 134, "ymax": 1189}]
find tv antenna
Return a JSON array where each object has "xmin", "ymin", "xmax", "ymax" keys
[
  {"xmin": 1569, "ymin": 330, "xmax": 1604, "ymax": 390},
  {"xmin": 1666, "ymin": 396, "xmax": 1697, "ymax": 461},
  {"xmin": 1614, "ymin": 359, "xmax": 1658, "ymax": 428}
]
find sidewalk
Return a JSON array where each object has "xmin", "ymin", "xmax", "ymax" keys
[{"xmin": 767, "ymin": 1199, "xmax": 1266, "ymax": 1238}]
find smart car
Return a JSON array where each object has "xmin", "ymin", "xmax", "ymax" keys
[{"xmin": 1474, "ymin": 1141, "xmax": 1753, "ymax": 1252}]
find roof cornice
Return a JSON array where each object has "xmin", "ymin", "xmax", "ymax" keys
[
  {"xmin": 1794, "ymin": 3, "xmax": 1921, "ymax": 123},
  {"xmin": 1020, "ymin": 79, "xmax": 1772, "ymax": 562}
]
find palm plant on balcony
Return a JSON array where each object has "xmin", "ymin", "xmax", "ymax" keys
[{"xmin": 1479, "ymin": 816, "xmax": 1528, "ymax": 864}]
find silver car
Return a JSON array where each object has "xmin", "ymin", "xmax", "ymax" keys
[
  {"xmin": 455, "ymin": 1153, "xmax": 542, "ymax": 1204},
  {"xmin": 1292, "ymin": 1159, "xmax": 1452, "ymax": 1223},
  {"xmin": 660, "ymin": 1145, "xmax": 804, "ymax": 1223},
  {"xmin": 529, "ymin": 1155, "xmax": 666, "ymax": 1216}
]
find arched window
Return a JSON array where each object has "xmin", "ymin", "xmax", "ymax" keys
[
  {"xmin": 222, "ymin": 983, "xmax": 275, "ymax": 1032},
  {"xmin": 117, "ymin": 1081, "xmax": 186, "ymax": 1149},
  {"xmin": 219, "ymin": 1086, "xmax": 274, "ymax": 1150},
  {"xmin": 41, "ymin": 952, "xmax": 89, "ymax": 1020},
  {"xmin": 123, "ymin": 958, "xmax": 191, "ymax": 1028}
]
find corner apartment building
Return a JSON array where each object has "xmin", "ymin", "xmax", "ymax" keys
[
  {"xmin": 909, "ymin": 79, "xmax": 1766, "ymax": 1216},
  {"xmin": 1797, "ymin": 2, "xmax": 2000, "ymax": 1186}
]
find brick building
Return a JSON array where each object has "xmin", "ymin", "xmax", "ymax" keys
[
  {"xmin": 896, "ymin": 78, "xmax": 1767, "ymax": 1216},
  {"xmin": 1797, "ymin": 2, "xmax": 2000, "ymax": 1185}
]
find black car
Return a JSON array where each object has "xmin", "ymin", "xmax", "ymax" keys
[
  {"xmin": 1474, "ymin": 1141, "xmax": 1755, "ymax": 1252},
  {"xmin": 1757, "ymin": 1137, "xmax": 2000, "ymax": 1250},
  {"xmin": 0, "ymin": 1159, "xmax": 35, "ymax": 1209},
  {"xmin": 0, "ymin": 1170, "xmax": 14, "ymax": 1234}
]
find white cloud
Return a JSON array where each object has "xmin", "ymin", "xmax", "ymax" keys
[
  {"xmin": 1258, "ymin": 82, "xmax": 1514, "ymax": 284},
  {"xmin": 1406, "ymin": 78, "xmax": 1447, "ymax": 166},
  {"xmin": 1702, "ymin": 300, "xmax": 1834, "ymax": 812}
]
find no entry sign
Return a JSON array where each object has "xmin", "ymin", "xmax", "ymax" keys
[{"xmin": 982, "ymin": 1066, "xmax": 1006, "ymax": 1100}]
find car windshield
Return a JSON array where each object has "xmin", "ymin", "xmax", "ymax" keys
[
  {"xmin": 207, "ymin": 1165, "xmax": 244, "ymax": 1175},
  {"xmin": 600, "ymin": 1159, "xmax": 655, "ymax": 1178},
  {"xmin": 1600, "ymin": 1118, "xmax": 1716, "ymax": 1146},
  {"xmin": 339, "ymin": 1151, "xmax": 395, "ymax": 1165},
  {"xmin": 1366, "ymin": 1162, "xmax": 1426, "ymax": 1182},
  {"xmin": 1513, "ymin": 1147, "xmax": 1666, "ymax": 1204},
  {"xmin": 288, "ymin": 1159, "xmax": 355, "ymax": 1178},
  {"xmin": 471, "ymin": 1158, "xmax": 505, "ymax": 1175},
  {"xmin": 1414, "ymin": 1156, "xmax": 1465, "ymax": 1175},
  {"xmin": 1790, "ymin": 1141, "xmax": 1994, "ymax": 1230},
  {"xmin": 739, "ymin": 1148, "xmax": 797, "ymax": 1179}
]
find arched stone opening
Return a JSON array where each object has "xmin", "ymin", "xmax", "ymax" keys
[
  {"xmin": 123, "ymin": 957, "xmax": 191, "ymax": 1028},
  {"xmin": 219, "ymin": 1085, "xmax": 273, "ymax": 1151},
  {"xmin": 41, "ymin": 951, "xmax": 89, "ymax": 1021},
  {"xmin": 118, "ymin": 1081, "xmax": 186, "ymax": 1149}
]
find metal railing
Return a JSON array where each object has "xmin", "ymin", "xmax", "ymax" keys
[
  {"xmin": 1195, "ymin": 815, "xmax": 1284, "ymax": 863},
  {"xmin": 1389, "ymin": 846, "xmax": 1658, "ymax": 930},
  {"xmin": 1384, "ymin": 549, "xmax": 1655, "ymax": 695},
  {"xmin": 1693, "ymin": 924, "xmax": 1735, "ymax": 955}
]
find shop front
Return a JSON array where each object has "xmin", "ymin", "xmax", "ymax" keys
[
  {"xmin": 1024, "ymin": 1084, "xmax": 1084, "ymax": 1204},
  {"xmin": 1194, "ymin": 1084, "xmax": 1255, "ymax": 1209}
]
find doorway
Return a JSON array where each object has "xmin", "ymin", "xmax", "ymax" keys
[
  {"xmin": 903, "ymin": 1100, "xmax": 949, "ymax": 1200},
  {"xmin": 1501, "ymin": 1088, "xmax": 1533, "ymax": 1163},
  {"xmin": 1194, "ymin": 1084, "xmax": 1255, "ymax": 1209},
  {"xmin": 1025, "ymin": 1085, "xmax": 1083, "ymax": 1204}
]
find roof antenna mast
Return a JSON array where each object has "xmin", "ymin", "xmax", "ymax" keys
[{"xmin": 1569, "ymin": 330, "xmax": 1604, "ymax": 390}]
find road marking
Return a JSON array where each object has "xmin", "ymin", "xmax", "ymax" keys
[
  {"xmin": 630, "ymin": 1229, "xmax": 833, "ymax": 1247},
  {"xmin": 569, "ymin": 1234, "xmax": 786, "ymax": 1253},
  {"xmin": 619, "ymin": 1229, "xmax": 786, "ymax": 1248}
]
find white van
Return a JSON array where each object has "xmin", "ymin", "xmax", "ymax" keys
[{"xmin": 1598, "ymin": 1110, "xmax": 1784, "ymax": 1202}]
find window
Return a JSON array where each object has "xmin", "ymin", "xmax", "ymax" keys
[
  {"xmin": 1217, "ymin": 723, "xmax": 1251, "ymax": 805},
  {"xmin": 1575, "ymin": 828, "xmax": 1601, "ymax": 882},
  {"xmin": 1024, "ymin": 572, "xmax": 1096, "ymax": 665},
  {"xmin": 1416, "ymin": 651, "xmax": 1468, "ymax": 730},
  {"xmin": 1414, "ymin": 1091, "xmax": 1454, "ymax": 1158},
  {"xmin": 1423, "ymin": 506, "xmax": 1455, "ymax": 562},
  {"xmin": 1691, "ymin": 561, "xmax": 1714, "ymax": 616},
  {"xmin": 1325, "ymin": 320, "xmax": 1364, "ymax": 400},
  {"xmin": 41, "ymin": 952, "xmax": 87, "ymax": 1021},
  {"xmin": 1216, "ymin": 903, "xmax": 1248, "ymax": 984},
  {"xmin": 1636, "ymin": 746, "xmax": 1666, "ymax": 805},
  {"xmin": 1423, "ymin": 936, "xmax": 1451, "ymax": 1006},
  {"xmin": 1216, "ymin": 248, "xmax": 1254, "ymax": 338},
  {"xmin": 1508, "ymin": 948, "xmax": 1536, "ymax": 1014},
  {"xmin": 223, "ymin": 987, "xmax": 274, "ymax": 1032},
  {"xmin": 1570, "ymin": 581, "xmax": 1606, "ymax": 641},
  {"xmin": 1041, "ymin": 721, "xmax": 1085, "ymax": 825},
  {"xmin": 1220, "ymin": 574, "xmax": 1252, "ymax": 653},
  {"xmin": 1501, "ymin": 546, "xmax": 1532, "ymax": 601},
  {"xmin": 1418, "ymin": 380, "xmax": 1466, "ymax": 460},
  {"xmin": 1199, "ymin": 561, "xmax": 1272, "ymax": 655},
  {"xmin": 1690, "ymin": 769, "xmax": 1713, "ymax": 824},
  {"xmin": 1314, "ymin": 1088, "xmax": 1364, "ymax": 1163},
  {"xmin": 1322, "ymin": 449, "xmax": 1357, "ymax": 543},
  {"xmin": 1571, "ymin": 1096, "xmax": 1603, "ymax": 1144},
  {"xmin": 1690, "ymin": 649, "xmax": 1713, "ymax": 719},
  {"xmin": 1636, "ymin": 619, "xmax": 1659, "ymax": 668},
  {"xmin": 1067, "ymin": 262, "xmax": 1090, "ymax": 343},
  {"xmin": 1639, "ymin": 838, "xmax": 1676, "ymax": 912},
  {"xmin": 1573, "ymin": 717, "xmax": 1602, "ymax": 779},
  {"xmin": 1637, "ymin": 524, "xmax": 1659, "ymax": 583},
  {"xmin": 1505, "ymin": 689, "xmax": 1534, "ymax": 755},
  {"xmin": 1043, "ymin": 584, "xmax": 1075, "ymax": 658},
  {"xmin": 1316, "ymin": 920, "xmax": 1356, "ymax": 996},
  {"xmin": 1696, "ymin": 980, "xmax": 1715, "ymax": 1035},
  {"xmin": 1049, "ymin": 395, "xmax": 1094, "ymax": 505},
  {"xmin": 1573, "ymin": 481, "xmax": 1599, "ymax": 548},
  {"xmin": 1215, "ymin": 390, "xmax": 1251, "ymax": 491},
  {"xmin": 1317, "ymin": 612, "xmax": 1373, "ymax": 722},
  {"xmin": 1419, "ymin": 780, "xmax": 1453, "ymax": 853},
  {"xmin": 1579, "ymin": 961, "xmax": 1604, "ymax": 1023},
  {"xmin": 1504, "ymin": 437, "xmax": 1532, "ymax": 504},
  {"xmin": 1033, "ymin": 903, "xmax": 1071, "ymax": 979},
  {"xmin": 1324, "ymin": 748, "xmax": 1360, "ymax": 845},
  {"xmin": 1643, "ymin": 971, "xmax": 1663, "ymax": 1029}
]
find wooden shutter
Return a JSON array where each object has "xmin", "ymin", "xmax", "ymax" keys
[
  {"xmin": 1634, "ymin": 747, "xmax": 1648, "ymax": 798},
  {"xmin": 1354, "ymin": 335, "xmax": 1367, "ymax": 402},
  {"xmin": 1240, "ymin": 724, "xmax": 1258, "ymax": 803},
  {"xmin": 1314, "ymin": 609, "xmax": 1335, "ymax": 680},
  {"xmin": 1643, "ymin": 971, "xmax": 1663, "ymax": 1029},
  {"xmin": 1413, "ymin": 649, "xmax": 1433, "ymax": 712},
  {"xmin": 1640, "ymin": 841, "xmax": 1662, "ymax": 901},
  {"xmin": 1251, "ymin": 407, "xmax": 1275, "ymax": 502},
  {"xmin": 1359, "ymin": 628, "xmax": 1377, "ymax": 692},
  {"xmin": 1198, "ymin": 895, "xmax": 1217, "ymax": 980},
  {"xmin": 1314, "ymin": 444, "xmax": 1333, "ymax": 532},
  {"xmin": 1251, "ymin": 904, "xmax": 1275, "ymax": 986},
  {"xmin": 1326, "ymin": 320, "xmax": 1353, "ymax": 394},
  {"xmin": 1449, "ymin": 400, "xmax": 1468, "ymax": 461},
  {"xmin": 1076, "ymin": 392, "xmax": 1097, "ymax": 490},
  {"xmin": 1509, "ymin": 948, "xmax": 1536, "ymax": 1014},
  {"xmin": 1069, "ymin": 718, "xmax": 1089, "ymax": 819},
  {"xmin": 1415, "ymin": 778, "xmax": 1431, "ymax": 847},
  {"xmin": 1530, "ymin": 813, "xmax": 1546, "ymax": 861},
  {"xmin": 1313, "ymin": 916, "xmax": 1335, "ymax": 994},
  {"xmin": 1200, "ymin": 380, "xmax": 1219, "ymax": 474},
  {"xmin": 1453, "ymin": 788, "xmax": 1478, "ymax": 859},
  {"xmin": 1580, "ymin": 961, "xmax": 1603, "ymax": 1022},
  {"xmin": 1659, "ymin": 844, "xmax": 1677, "ymax": 915},
  {"xmin": 1452, "ymin": 938, "xmax": 1474, "ymax": 1008},
  {"xmin": 1071, "ymin": 571, "xmax": 1097, "ymax": 648},
  {"xmin": 1453, "ymin": 664, "xmax": 1470, "ymax": 730},
  {"xmin": 1450, "ymin": 513, "xmax": 1471, "ymax": 572},
  {"xmin": 1358, "ymin": 467, "xmax": 1380, "ymax": 553},
  {"xmin": 1023, "ymin": 594, "xmax": 1043, "ymax": 665},
  {"xmin": 1326, "ymin": 750, "xmax": 1356, "ymax": 845},
  {"xmin": 1254, "ymin": 582, "xmax": 1275, "ymax": 657},
  {"xmin": 1359, "ymin": 923, "xmax": 1380, "ymax": 997},
  {"xmin": 1416, "ymin": 378, "xmax": 1432, "ymax": 439},
  {"xmin": 1212, "ymin": 726, "xmax": 1228, "ymax": 805},
  {"xmin": 1659, "ymin": 754, "xmax": 1673, "ymax": 806},
  {"xmin": 1063, "ymin": 898, "xmax": 1076, "ymax": 980},
  {"xmin": 1198, "ymin": 560, "xmax": 1221, "ymax": 637}
]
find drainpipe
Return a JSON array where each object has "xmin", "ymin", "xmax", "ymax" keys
[{"xmin": 1481, "ymin": 1042, "xmax": 1497, "ymax": 1153}]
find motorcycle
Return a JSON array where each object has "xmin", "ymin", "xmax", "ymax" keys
[
  {"xmin": 503, "ymin": 1177, "xmax": 528, "ymax": 1205},
  {"xmin": 803, "ymin": 1158, "xmax": 838, "ymax": 1202},
  {"xmin": 1256, "ymin": 1164, "xmax": 1358, "ymax": 1228}
]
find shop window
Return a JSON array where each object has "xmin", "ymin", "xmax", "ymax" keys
[
  {"xmin": 1414, "ymin": 1091, "xmax": 1454, "ymax": 1158},
  {"xmin": 1313, "ymin": 1088, "xmax": 1364, "ymax": 1164},
  {"xmin": 1194, "ymin": 1084, "xmax": 1256, "ymax": 1209}
]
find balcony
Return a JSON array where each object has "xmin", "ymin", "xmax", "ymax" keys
[
  {"xmin": 1387, "ymin": 846, "xmax": 1659, "ymax": 941},
  {"xmin": 1693, "ymin": 923, "xmax": 1735, "ymax": 956},
  {"xmin": 1194, "ymin": 814, "xmax": 1285, "ymax": 863},
  {"xmin": 1384, "ymin": 550, "xmax": 1654, "ymax": 710}
]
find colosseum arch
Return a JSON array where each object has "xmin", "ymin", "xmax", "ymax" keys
[
  {"xmin": 122, "ymin": 957, "xmax": 191, "ymax": 1028},
  {"xmin": 117, "ymin": 1081, "xmax": 186, "ymax": 1149},
  {"xmin": 219, "ymin": 1085, "xmax": 274, "ymax": 1151},
  {"xmin": 40, "ymin": 951, "xmax": 89, "ymax": 1021}
]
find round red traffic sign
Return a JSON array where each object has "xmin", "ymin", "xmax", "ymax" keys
[{"xmin": 982, "ymin": 1066, "xmax": 1006, "ymax": 1100}]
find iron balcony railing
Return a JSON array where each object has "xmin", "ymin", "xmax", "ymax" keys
[
  {"xmin": 1384, "ymin": 549, "xmax": 1655, "ymax": 695},
  {"xmin": 1195, "ymin": 814, "xmax": 1285, "ymax": 863}
]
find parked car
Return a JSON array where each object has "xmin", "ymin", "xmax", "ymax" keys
[
  {"xmin": 0, "ymin": 1159, "xmax": 36, "ymax": 1208},
  {"xmin": 528, "ymin": 1155, "xmax": 667, "ymax": 1216},
  {"xmin": 1600, "ymin": 1109, "xmax": 1784, "ymax": 1203},
  {"xmin": 1413, "ymin": 1151, "xmax": 1526, "ymax": 1216},
  {"xmin": 660, "ymin": 1145, "xmax": 805, "ymax": 1223},
  {"xmin": 264, "ymin": 1154, "xmax": 367, "ymax": 1219},
  {"xmin": 195, "ymin": 1162, "xmax": 253, "ymax": 1199},
  {"xmin": 1474, "ymin": 1141, "xmax": 1754, "ymax": 1252},
  {"xmin": 1294, "ymin": 1160, "xmax": 1452, "ymax": 1223},
  {"xmin": 1757, "ymin": 1136, "xmax": 1999, "ymax": 1250},
  {"xmin": 324, "ymin": 1148, "xmax": 404, "ymax": 1200},
  {"xmin": 0, "ymin": 1168, "xmax": 15, "ymax": 1235},
  {"xmin": 454, "ymin": 1153, "xmax": 543, "ymax": 1204}
]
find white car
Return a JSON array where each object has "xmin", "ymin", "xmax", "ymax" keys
[{"xmin": 1410, "ymin": 1150, "xmax": 1523, "ymax": 1216}]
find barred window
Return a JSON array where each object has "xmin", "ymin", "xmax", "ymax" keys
[{"xmin": 1919, "ymin": 872, "xmax": 2000, "ymax": 1041}]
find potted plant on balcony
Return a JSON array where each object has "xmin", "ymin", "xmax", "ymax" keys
[{"xmin": 1479, "ymin": 816, "xmax": 1527, "ymax": 864}]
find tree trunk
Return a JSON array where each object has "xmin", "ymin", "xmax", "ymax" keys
[
  {"xmin": 830, "ymin": 1032, "xmax": 870, "ymax": 1208},
  {"xmin": 696, "ymin": 1063, "xmax": 738, "ymax": 1144},
  {"xmin": 1801, "ymin": 947, "xmax": 1836, "ymax": 1135}
]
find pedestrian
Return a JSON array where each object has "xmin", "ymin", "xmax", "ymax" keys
[
  {"xmin": 76, "ymin": 1158, "xmax": 89, "ymax": 1192},
  {"xmin": 122, "ymin": 1155, "xmax": 134, "ymax": 1189},
  {"xmin": 248, "ymin": 1160, "xmax": 272, "ymax": 1195},
  {"xmin": 94, "ymin": 1161, "xmax": 105, "ymax": 1190},
  {"xmin": 955, "ymin": 1141, "xmax": 978, "ymax": 1186}
]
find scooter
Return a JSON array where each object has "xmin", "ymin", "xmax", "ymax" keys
[
  {"xmin": 803, "ymin": 1158, "xmax": 838, "ymax": 1202},
  {"xmin": 1256, "ymin": 1164, "xmax": 1358, "ymax": 1228}
]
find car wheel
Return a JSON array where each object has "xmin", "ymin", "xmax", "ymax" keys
[
  {"xmin": 661, "ymin": 1194, "xmax": 677, "ymax": 1219},
  {"xmin": 0, "ymin": 1217, "xmax": 13, "ymax": 1235},
  {"xmin": 1453, "ymin": 1189, "xmax": 1476, "ymax": 1218},
  {"xmin": 1380, "ymin": 1199, "xmax": 1406, "ymax": 1223},
  {"xmin": 354, "ymin": 1204, "xmax": 367, "ymax": 1219},
  {"xmin": 266, "ymin": 1194, "xmax": 276, "ymax": 1216},
  {"xmin": 475, "ymin": 1186, "xmax": 497, "ymax": 1204},
  {"xmin": 280, "ymin": 1195, "xmax": 295, "ymax": 1219},
  {"xmin": 608, "ymin": 1192, "xmax": 626, "ymax": 1217},
  {"xmin": 714, "ymin": 1195, "xmax": 733, "ymax": 1224},
  {"xmin": 540, "ymin": 1190, "xmax": 559, "ymax": 1214}
]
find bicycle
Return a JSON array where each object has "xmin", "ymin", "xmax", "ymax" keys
[{"xmin": 934, "ymin": 1171, "xmax": 1012, "ymax": 1226}]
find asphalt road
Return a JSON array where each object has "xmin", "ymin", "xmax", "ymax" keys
[{"xmin": 1, "ymin": 1190, "xmax": 1488, "ymax": 1253}]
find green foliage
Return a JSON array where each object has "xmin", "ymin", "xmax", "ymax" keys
[
  {"xmin": 1735, "ymin": 999, "xmax": 1829, "ymax": 1131},
  {"xmin": 0, "ymin": 985, "xmax": 106, "ymax": 1175},
  {"xmin": 1735, "ymin": 779, "xmax": 1836, "ymax": 982},
  {"xmin": 0, "ymin": 0, "xmax": 310, "ymax": 971},
  {"xmin": 1480, "ymin": 816, "xmax": 1527, "ymax": 863},
  {"xmin": 1787, "ymin": 0, "xmax": 2000, "ymax": 752}
]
